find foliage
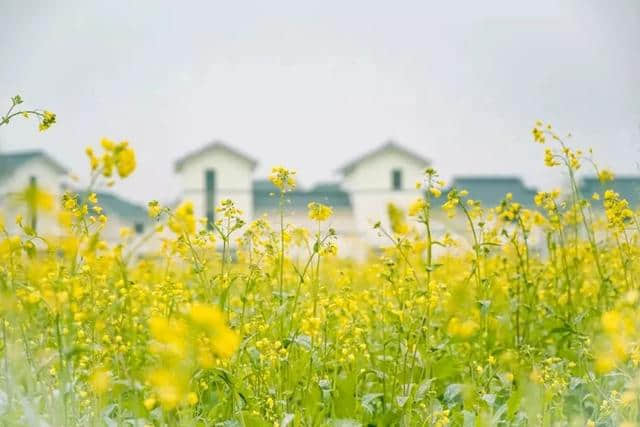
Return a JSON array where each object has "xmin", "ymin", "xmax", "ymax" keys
[{"xmin": 1, "ymin": 116, "xmax": 640, "ymax": 426}]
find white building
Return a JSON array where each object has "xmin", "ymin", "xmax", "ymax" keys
[
  {"xmin": 174, "ymin": 141, "xmax": 257, "ymax": 226},
  {"xmin": 8, "ymin": 141, "xmax": 632, "ymax": 258},
  {"xmin": 173, "ymin": 140, "xmax": 432, "ymax": 256},
  {"xmin": 338, "ymin": 141, "xmax": 431, "ymax": 244},
  {"xmin": 173, "ymin": 139, "xmax": 556, "ymax": 257},
  {"xmin": 0, "ymin": 150, "xmax": 150, "ymax": 240},
  {"xmin": 0, "ymin": 150, "xmax": 67, "ymax": 234}
]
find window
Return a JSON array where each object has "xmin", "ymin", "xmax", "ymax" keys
[
  {"xmin": 134, "ymin": 222, "xmax": 144, "ymax": 234},
  {"xmin": 392, "ymin": 169, "xmax": 402, "ymax": 191},
  {"xmin": 205, "ymin": 169, "xmax": 216, "ymax": 229},
  {"xmin": 29, "ymin": 176, "xmax": 37, "ymax": 229}
]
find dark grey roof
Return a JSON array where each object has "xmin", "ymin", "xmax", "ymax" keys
[
  {"xmin": 447, "ymin": 176, "xmax": 538, "ymax": 208},
  {"xmin": 0, "ymin": 150, "xmax": 67, "ymax": 182},
  {"xmin": 252, "ymin": 179, "xmax": 274, "ymax": 192},
  {"xmin": 580, "ymin": 176, "xmax": 640, "ymax": 206},
  {"xmin": 338, "ymin": 140, "xmax": 430, "ymax": 175},
  {"xmin": 253, "ymin": 180, "xmax": 351, "ymax": 212},
  {"xmin": 79, "ymin": 190, "xmax": 149, "ymax": 223},
  {"xmin": 174, "ymin": 141, "xmax": 258, "ymax": 172}
]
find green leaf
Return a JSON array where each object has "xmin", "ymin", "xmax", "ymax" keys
[
  {"xmin": 444, "ymin": 383, "xmax": 463, "ymax": 407},
  {"xmin": 395, "ymin": 394, "xmax": 409, "ymax": 407},
  {"xmin": 416, "ymin": 378, "xmax": 434, "ymax": 400},
  {"xmin": 318, "ymin": 379, "xmax": 332, "ymax": 390},
  {"xmin": 462, "ymin": 410, "xmax": 475, "ymax": 427},
  {"xmin": 506, "ymin": 387, "xmax": 522, "ymax": 419},
  {"xmin": 361, "ymin": 393, "xmax": 383, "ymax": 414},
  {"xmin": 492, "ymin": 403, "xmax": 508, "ymax": 424},
  {"xmin": 291, "ymin": 334, "xmax": 311, "ymax": 350},
  {"xmin": 327, "ymin": 419, "xmax": 361, "ymax": 427},
  {"xmin": 482, "ymin": 393, "xmax": 496, "ymax": 407},
  {"xmin": 477, "ymin": 299, "xmax": 492, "ymax": 314}
]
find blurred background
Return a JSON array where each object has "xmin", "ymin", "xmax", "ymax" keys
[{"xmin": 1, "ymin": 0, "xmax": 639, "ymax": 205}]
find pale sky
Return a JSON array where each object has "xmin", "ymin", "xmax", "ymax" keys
[{"xmin": 1, "ymin": 0, "xmax": 639, "ymax": 204}]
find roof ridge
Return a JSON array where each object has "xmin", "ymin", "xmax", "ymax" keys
[
  {"xmin": 337, "ymin": 140, "xmax": 430, "ymax": 175},
  {"xmin": 175, "ymin": 141, "xmax": 258, "ymax": 172},
  {"xmin": 0, "ymin": 149, "xmax": 68, "ymax": 182},
  {"xmin": 0, "ymin": 149, "xmax": 44, "ymax": 157}
]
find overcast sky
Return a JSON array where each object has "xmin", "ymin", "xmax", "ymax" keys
[{"xmin": 1, "ymin": 1, "xmax": 639, "ymax": 204}]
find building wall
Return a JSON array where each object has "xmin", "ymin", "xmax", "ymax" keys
[
  {"xmin": 342, "ymin": 149, "xmax": 427, "ymax": 244},
  {"xmin": 176, "ymin": 148, "xmax": 254, "ymax": 223},
  {"xmin": 0, "ymin": 158, "xmax": 66, "ymax": 235},
  {"xmin": 254, "ymin": 208, "xmax": 369, "ymax": 259}
]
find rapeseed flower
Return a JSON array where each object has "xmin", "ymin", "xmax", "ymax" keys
[{"xmin": 307, "ymin": 202, "xmax": 333, "ymax": 221}]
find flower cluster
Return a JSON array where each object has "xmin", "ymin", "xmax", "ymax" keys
[
  {"xmin": 2, "ymin": 119, "xmax": 640, "ymax": 426},
  {"xmin": 168, "ymin": 200, "xmax": 196, "ymax": 235},
  {"xmin": 307, "ymin": 202, "xmax": 333, "ymax": 222},
  {"xmin": 269, "ymin": 166, "xmax": 296, "ymax": 191},
  {"xmin": 85, "ymin": 138, "xmax": 137, "ymax": 179}
]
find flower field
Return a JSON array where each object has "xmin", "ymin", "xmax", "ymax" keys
[{"xmin": 2, "ymin": 109, "xmax": 640, "ymax": 426}]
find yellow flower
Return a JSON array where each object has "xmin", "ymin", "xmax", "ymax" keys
[
  {"xmin": 544, "ymin": 148, "xmax": 559, "ymax": 167},
  {"xmin": 38, "ymin": 110, "xmax": 56, "ymax": 131},
  {"xmin": 116, "ymin": 144, "xmax": 136, "ymax": 178},
  {"xmin": 189, "ymin": 303, "xmax": 240, "ymax": 360},
  {"xmin": 100, "ymin": 138, "xmax": 115, "ymax": 151},
  {"xmin": 88, "ymin": 368, "xmax": 111, "ymax": 395},
  {"xmin": 143, "ymin": 397, "xmax": 157, "ymax": 411},
  {"xmin": 149, "ymin": 316, "xmax": 188, "ymax": 359},
  {"xmin": 621, "ymin": 390, "xmax": 636, "ymax": 406},
  {"xmin": 598, "ymin": 169, "xmax": 614, "ymax": 183},
  {"xmin": 595, "ymin": 354, "xmax": 616, "ymax": 374},
  {"xmin": 307, "ymin": 202, "xmax": 333, "ymax": 222},
  {"xmin": 190, "ymin": 303, "xmax": 225, "ymax": 330},
  {"xmin": 601, "ymin": 310, "xmax": 622, "ymax": 334},
  {"xmin": 147, "ymin": 369, "xmax": 186, "ymax": 410},
  {"xmin": 169, "ymin": 201, "xmax": 196, "ymax": 235},
  {"xmin": 319, "ymin": 241, "xmax": 338, "ymax": 256},
  {"xmin": 102, "ymin": 153, "xmax": 114, "ymax": 177},
  {"xmin": 148, "ymin": 200, "xmax": 162, "ymax": 218},
  {"xmin": 529, "ymin": 368, "xmax": 543, "ymax": 384},
  {"xmin": 387, "ymin": 203, "xmax": 409, "ymax": 235},
  {"xmin": 269, "ymin": 166, "xmax": 296, "ymax": 191},
  {"xmin": 532, "ymin": 122, "xmax": 545, "ymax": 143},
  {"xmin": 408, "ymin": 197, "xmax": 426, "ymax": 217},
  {"xmin": 447, "ymin": 317, "xmax": 478, "ymax": 339},
  {"xmin": 119, "ymin": 227, "xmax": 132, "ymax": 239},
  {"xmin": 186, "ymin": 392, "xmax": 199, "ymax": 406}
]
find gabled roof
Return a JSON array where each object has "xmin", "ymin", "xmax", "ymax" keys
[
  {"xmin": 253, "ymin": 179, "xmax": 351, "ymax": 212},
  {"xmin": 174, "ymin": 141, "xmax": 258, "ymax": 172},
  {"xmin": 338, "ymin": 140, "xmax": 430, "ymax": 175},
  {"xmin": 79, "ymin": 190, "xmax": 149, "ymax": 222},
  {"xmin": 580, "ymin": 176, "xmax": 640, "ymax": 206},
  {"xmin": 447, "ymin": 175, "xmax": 538, "ymax": 208},
  {"xmin": 0, "ymin": 150, "xmax": 68, "ymax": 182}
]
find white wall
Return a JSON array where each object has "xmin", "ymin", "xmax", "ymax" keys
[
  {"xmin": 176, "ymin": 147, "xmax": 254, "ymax": 225},
  {"xmin": 0, "ymin": 157, "xmax": 66, "ymax": 235},
  {"xmin": 342, "ymin": 148, "xmax": 428, "ymax": 244}
]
